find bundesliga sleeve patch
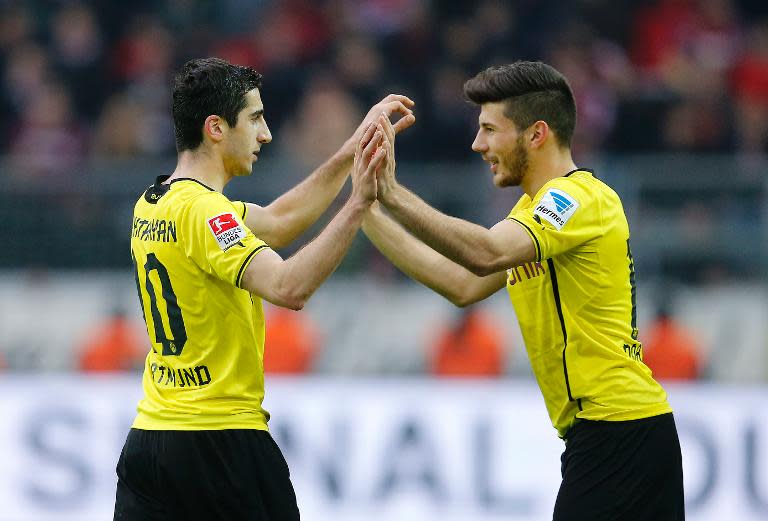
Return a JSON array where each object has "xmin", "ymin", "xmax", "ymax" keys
[
  {"xmin": 207, "ymin": 213, "xmax": 247, "ymax": 251},
  {"xmin": 534, "ymin": 188, "xmax": 580, "ymax": 230}
]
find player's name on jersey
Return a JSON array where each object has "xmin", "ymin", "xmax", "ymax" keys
[
  {"xmin": 149, "ymin": 362, "xmax": 211, "ymax": 388},
  {"xmin": 132, "ymin": 217, "xmax": 178, "ymax": 243}
]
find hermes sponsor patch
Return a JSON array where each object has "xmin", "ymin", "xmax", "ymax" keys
[
  {"xmin": 207, "ymin": 213, "xmax": 247, "ymax": 250},
  {"xmin": 533, "ymin": 189, "xmax": 579, "ymax": 230}
]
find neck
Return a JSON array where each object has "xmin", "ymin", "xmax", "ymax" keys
[
  {"xmin": 521, "ymin": 146, "xmax": 578, "ymax": 198},
  {"xmin": 166, "ymin": 148, "xmax": 232, "ymax": 192}
]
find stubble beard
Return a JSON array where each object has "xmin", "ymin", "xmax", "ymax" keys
[{"xmin": 497, "ymin": 136, "xmax": 528, "ymax": 188}]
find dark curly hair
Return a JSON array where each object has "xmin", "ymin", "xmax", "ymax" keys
[
  {"xmin": 464, "ymin": 61, "xmax": 576, "ymax": 147},
  {"xmin": 172, "ymin": 58, "xmax": 263, "ymax": 152}
]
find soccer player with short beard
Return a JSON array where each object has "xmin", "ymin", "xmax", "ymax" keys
[{"xmin": 364, "ymin": 61, "xmax": 684, "ymax": 521}]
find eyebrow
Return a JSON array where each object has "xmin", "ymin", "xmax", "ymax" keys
[{"xmin": 250, "ymin": 109, "xmax": 264, "ymax": 117}]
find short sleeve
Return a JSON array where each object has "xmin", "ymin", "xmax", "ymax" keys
[
  {"xmin": 507, "ymin": 179, "xmax": 602, "ymax": 261},
  {"xmin": 181, "ymin": 193, "xmax": 269, "ymax": 287},
  {"xmin": 231, "ymin": 200, "xmax": 248, "ymax": 221}
]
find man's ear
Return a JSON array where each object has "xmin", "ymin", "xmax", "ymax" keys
[
  {"xmin": 204, "ymin": 115, "xmax": 226, "ymax": 143},
  {"xmin": 529, "ymin": 120, "xmax": 550, "ymax": 149}
]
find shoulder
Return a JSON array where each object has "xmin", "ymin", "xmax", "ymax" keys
[
  {"xmin": 176, "ymin": 191, "xmax": 254, "ymax": 253},
  {"xmin": 545, "ymin": 171, "xmax": 622, "ymax": 208},
  {"xmin": 179, "ymin": 189, "xmax": 238, "ymax": 220},
  {"xmin": 174, "ymin": 189, "xmax": 247, "ymax": 245},
  {"xmin": 531, "ymin": 171, "xmax": 617, "ymax": 229}
]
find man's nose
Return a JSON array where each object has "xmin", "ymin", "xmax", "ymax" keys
[
  {"xmin": 471, "ymin": 134, "xmax": 486, "ymax": 152},
  {"xmin": 259, "ymin": 122, "xmax": 272, "ymax": 144}
]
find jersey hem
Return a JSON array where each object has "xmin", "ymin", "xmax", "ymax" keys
[
  {"xmin": 132, "ymin": 415, "xmax": 270, "ymax": 431},
  {"xmin": 131, "ymin": 423, "xmax": 270, "ymax": 431},
  {"xmin": 558, "ymin": 403, "xmax": 674, "ymax": 437}
]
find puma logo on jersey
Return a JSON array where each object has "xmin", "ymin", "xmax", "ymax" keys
[
  {"xmin": 507, "ymin": 261, "xmax": 546, "ymax": 286},
  {"xmin": 207, "ymin": 213, "xmax": 247, "ymax": 250}
]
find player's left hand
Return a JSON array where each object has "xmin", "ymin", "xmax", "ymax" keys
[{"xmin": 351, "ymin": 122, "xmax": 386, "ymax": 206}]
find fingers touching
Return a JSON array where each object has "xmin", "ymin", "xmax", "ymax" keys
[
  {"xmin": 376, "ymin": 94, "xmax": 417, "ymax": 134},
  {"xmin": 393, "ymin": 113, "xmax": 416, "ymax": 133},
  {"xmin": 352, "ymin": 125, "xmax": 385, "ymax": 203},
  {"xmin": 381, "ymin": 94, "xmax": 415, "ymax": 107},
  {"xmin": 357, "ymin": 121, "xmax": 377, "ymax": 155},
  {"xmin": 355, "ymin": 124, "xmax": 385, "ymax": 177},
  {"xmin": 378, "ymin": 113, "xmax": 395, "ymax": 144},
  {"xmin": 361, "ymin": 127, "xmax": 383, "ymax": 163}
]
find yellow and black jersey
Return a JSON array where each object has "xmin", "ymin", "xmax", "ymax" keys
[
  {"xmin": 507, "ymin": 169, "xmax": 671, "ymax": 438},
  {"xmin": 130, "ymin": 176, "xmax": 270, "ymax": 430}
]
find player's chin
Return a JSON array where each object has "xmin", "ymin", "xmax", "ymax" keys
[
  {"xmin": 234, "ymin": 164, "xmax": 255, "ymax": 177},
  {"xmin": 492, "ymin": 172, "xmax": 507, "ymax": 187},
  {"xmin": 494, "ymin": 172, "xmax": 519, "ymax": 188}
]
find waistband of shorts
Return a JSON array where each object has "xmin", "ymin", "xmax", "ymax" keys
[{"xmin": 563, "ymin": 412, "xmax": 674, "ymax": 442}]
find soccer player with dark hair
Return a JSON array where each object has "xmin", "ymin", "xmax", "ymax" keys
[
  {"xmin": 363, "ymin": 61, "xmax": 684, "ymax": 520},
  {"xmin": 114, "ymin": 57, "xmax": 414, "ymax": 520}
]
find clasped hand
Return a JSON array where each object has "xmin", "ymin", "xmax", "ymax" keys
[{"xmin": 351, "ymin": 107, "xmax": 410, "ymax": 206}]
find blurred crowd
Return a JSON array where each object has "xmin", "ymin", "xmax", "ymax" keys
[
  {"xmin": 0, "ymin": 0, "xmax": 767, "ymax": 184},
  {"xmin": 66, "ymin": 298, "xmax": 704, "ymax": 381}
]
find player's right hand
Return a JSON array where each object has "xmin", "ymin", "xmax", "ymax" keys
[
  {"xmin": 354, "ymin": 94, "xmax": 415, "ymax": 142},
  {"xmin": 376, "ymin": 113, "xmax": 398, "ymax": 200},
  {"xmin": 351, "ymin": 122, "xmax": 386, "ymax": 206}
]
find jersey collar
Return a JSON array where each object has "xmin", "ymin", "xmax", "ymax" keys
[
  {"xmin": 144, "ymin": 175, "xmax": 172, "ymax": 204},
  {"xmin": 169, "ymin": 177, "xmax": 216, "ymax": 191},
  {"xmin": 564, "ymin": 168, "xmax": 594, "ymax": 177},
  {"xmin": 144, "ymin": 176, "xmax": 217, "ymax": 204}
]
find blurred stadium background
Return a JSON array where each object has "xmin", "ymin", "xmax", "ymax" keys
[{"xmin": 0, "ymin": 0, "xmax": 767, "ymax": 520}]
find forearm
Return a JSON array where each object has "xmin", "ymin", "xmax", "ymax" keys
[
  {"xmin": 275, "ymin": 198, "xmax": 367, "ymax": 306},
  {"xmin": 380, "ymin": 185, "xmax": 505, "ymax": 275},
  {"xmin": 263, "ymin": 144, "xmax": 354, "ymax": 246},
  {"xmin": 363, "ymin": 206, "xmax": 503, "ymax": 306}
]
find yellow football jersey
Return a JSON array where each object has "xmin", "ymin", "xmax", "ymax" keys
[
  {"xmin": 507, "ymin": 170, "xmax": 671, "ymax": 438},
  {"xmin": 130, "ymin": 176, "xmax": 271, "ymax": 430}
]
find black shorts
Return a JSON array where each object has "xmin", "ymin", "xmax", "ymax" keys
[
  {"xmin": 554, "ymin": 412, "xmax": 684, "ymax": 521},
  {"xmin": 114, "ymin": 428, "xmax": 300, "ymax": 521}
]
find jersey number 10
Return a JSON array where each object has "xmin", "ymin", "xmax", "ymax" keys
[{"xmin": 132, "ymin": 252, "xmax": 188, "ymax": 356}]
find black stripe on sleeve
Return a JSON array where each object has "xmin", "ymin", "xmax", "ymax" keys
[
  {"xmin": 240, "ymin": 202, "xmax": 247, "ymax": 220},
  {"xmin": 510, "ymin": 217, "xmax": 542, "ymax": 261},
  {"xmin": 236, "ymin": 244, "xmax": 269, "ymax": 288},
  {"xmin": 547, "ymin": 258, "xmax": 582, "ymax": 412}
]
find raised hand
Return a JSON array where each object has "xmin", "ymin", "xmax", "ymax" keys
[
  {"xmin": 349, "ymin": 94, "xmax": 416, "ymax": 149},
  {"xmin": 375, "ymin": 113, "xmax": 398, "ymax": 200},
  {"xmin": 351, "ymin": 122, "xmax": 386, "ymax": 206}
]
